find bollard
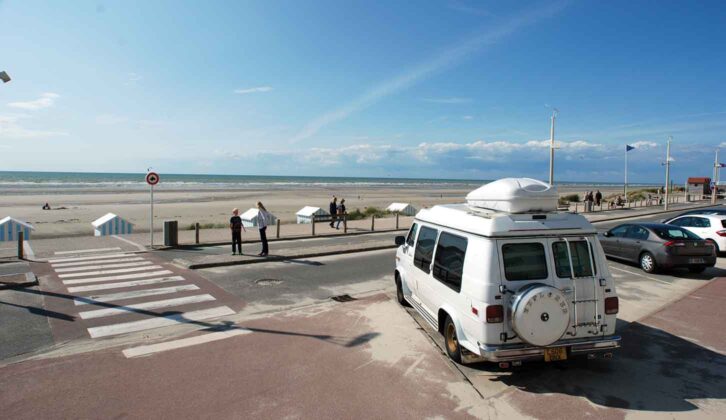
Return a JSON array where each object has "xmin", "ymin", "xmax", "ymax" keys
[
  {"xmin": 195, "ymin": 222, "xmax": 200, "ymax": 244},
  {"xmin": 344, "ymin": 215, "xmax": 348, "ymax": 234},
  {"xmin": 17, "ymin": 231, "xmax": 24, "ymax": 259},
  {"xmin": 371, "ymin": 215, "xmax": 375, "ymax": 231},
  {"xmin": 312, "ymin": 218, "xmax": 316, "ymax": 236},
  {"xmin": 396, "ymin": 212, "xmax": 399, "ymax": 230},
  {"xmin": 276, "ymin": 219, "xmax": 281, "ymax": 238}
]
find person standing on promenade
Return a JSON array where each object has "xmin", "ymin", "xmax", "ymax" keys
[
  {"xmin": 256, "ymin": 201, "xmax": 270, "ymax": 256},
  {"xmin": 229, "ymin": 208, "xmax": 246, "ymax": 255},
  {"xmin": 595, "ymin": 190, "xmax": 602, "ymax": 207},
  {"xmin": 329, "ymin": 196, "xmax": 337, "ymax": 228},
  {"xmin": 335, "ymin": 198, "xmax": 346, "ymax": 229}
]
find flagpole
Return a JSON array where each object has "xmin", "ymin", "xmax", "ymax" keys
[
  {"xmin": 713, "ymin": 148, "xmax": 719, "ymax": 204},
  {"xmin": 624, "ymin": 146, "xmax": 628, "ymax": 203}
]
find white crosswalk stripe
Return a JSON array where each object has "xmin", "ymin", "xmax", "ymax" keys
[
  {"xmin": 63, "ymin": 270, "xmax": 174, "ymax": 285},
  {"xmin": 79, "ymin": 294, "xmax": 217, "ymax": 320},
  {"xmin": 87, "ymin": 306, "xmax": 235, "ymax": 338},
  {"xmin": 48, "ymin": 253, "xmax": 136, "ymax": 264},
  {"xmin": 123, "ymin": 328, "xmax": 251, "ymax": 358},
  {"xmin": 55, "ymin": 261, "xmax": 153, "ymax": 273},
  {"xmin": 54, "ymin": 247, "xmax": 122, "ymax": 255},
  {"xmin": 75, "ymin": 284, "xmax": 200, "ymax": 306},
  {"xmin": 58, "ymin": 265, "xmax": 164, "ymax": 279},
  {"xmin": 67, "ymin": 276, "xmax": 186, "ymax": 293},
  {"xmin": 51, "ymin": 257, "xmax": 145, "ymax": 268}
]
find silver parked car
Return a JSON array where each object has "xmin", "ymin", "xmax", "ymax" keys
[{"xmin": 599, "ymin": 223, "xmax": 717, "ymax": 273}]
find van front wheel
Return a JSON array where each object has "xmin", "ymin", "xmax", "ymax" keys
[
  {"xmin": 395, "ymin": 275, "xmax": 410, "ymax": 307},
  {"xmin": 444, "ymin": 316, "xmax": 462, "ymax": 364}
]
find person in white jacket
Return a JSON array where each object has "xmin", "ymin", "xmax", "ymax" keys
[{"xmin": 256, "ymin": 201, "xmax": 270, "ymax": 256}]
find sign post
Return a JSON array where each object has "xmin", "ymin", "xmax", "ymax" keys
[{"xmin": 146, "ymin": 171, "xmax": 160, "ymax": 248}]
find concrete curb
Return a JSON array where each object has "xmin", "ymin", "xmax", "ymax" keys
[
  {"xmin": 0, "ymin": 272, "xmax": 38, "ymax": 290},
  {"xmin": 174, "ymin": 228, "xmax": 408, "ymax": 249},
  {"xmin": 175, "ymin": 244, "xmax": 398, "ymax": 269},
  {"xmin": 587, "ymin": 203, "xmax": 718, "ymax": 224}
]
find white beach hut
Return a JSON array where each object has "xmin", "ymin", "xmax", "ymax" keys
[
  {"xmin": 386, "ymin": 203, "xmax": 417, "ymax": 216},
  {"xmin": 92, "ymin": 213, "xmax": 133, "ymax": 237},
  {"xmin": 241, "ymin": 208, "xmax": 278, "ymax": 228},
  {"xmin": 296, "ymin": 206, "xmax": 329, "ymax": 224},
  {"xmin": 0, "ymin": 217, "xmax": 34, "ymax": 242}
]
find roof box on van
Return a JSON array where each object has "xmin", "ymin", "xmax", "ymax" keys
[{"xmin": 466, "ymin": 178, "xmax": 557, "ymax": 214}]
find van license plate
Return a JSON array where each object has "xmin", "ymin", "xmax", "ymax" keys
[
  {"xmin": 689, "ymin": 258, "xmax": 705, "ymax": 264},
  {"xmin": 544, "ymin": 347, "xmax": 567, "ymax": 362}
]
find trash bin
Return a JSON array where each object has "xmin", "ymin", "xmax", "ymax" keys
[{"xmin": 163, "ymin": 220, "xmax": 178, "ymax": 247}]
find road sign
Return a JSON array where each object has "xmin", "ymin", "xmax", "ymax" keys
[
  {"xmin": 711, "ymin": 182, "xmax": 716, "ymax": 191},
  {"xmin": 146, "ymin": 172, "xmax": 160, "ymax": 186}
]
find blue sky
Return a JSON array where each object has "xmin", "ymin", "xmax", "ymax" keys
[{"xmin": 0, "ymin": 0, "xmax": 724, "ymax": 183}]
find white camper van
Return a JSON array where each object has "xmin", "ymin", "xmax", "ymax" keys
[{"xmin": 394, "ymin": 178, "xmax": 620, "ymax": 365}]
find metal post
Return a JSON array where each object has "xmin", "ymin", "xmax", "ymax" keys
[
  {"xmin": 548, "ymin": 110, "xmax": 557, "ymax": 186},
  {"xmin": 195, "ymin": 222, "xmax": 200, "ymax": 244},
  {"xmin": 395, "ymin": 212, "xmax": 399, "ymax": 230},
  {"xmin": 713, "ymin": 149, "xmax": 719, "ymax": 204},
  {"xmin": 343, "ymin": 215, "xmax": 347, "ymax": 234},
  {"xmin": 664, "ymin": 137, "xmax": 671, "ymax": 211},
  {"xmin": 312, "ymin": 217, "xmax": 316, "ymax": 236},
  {"xmin": 17, "ymin": 231, "xmax": 24, "ymax": 259},
  {"xmin": 150, "ymin": 184, "xmax": 154, "ymax": 249},
  {"xmin": 276, "ymin": 219, "xmax": 280, "ymax": 238},
  {"xmin": 371, "ymin": 215, "xmax": 375, "ymax": 231}
]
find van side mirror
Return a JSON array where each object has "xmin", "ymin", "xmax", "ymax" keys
[{"xmin": 395, "ymin": 236, "xmax": 406, "ymax": 246}]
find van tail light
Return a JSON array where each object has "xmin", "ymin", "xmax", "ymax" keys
[
  {"xmin": 604, "ymin": 297, "xmax": 619, "ymax": 315},
  {"xmin": 716, "ymin": 230, "xmax": 726, "ymax": 237},
  {"xmin": 663, "ymin": 240, "xmax": 685, "ymax": 247},
  {"xmin": 486, "ymin": 305, "xmax": 504, "ymax": 323}
]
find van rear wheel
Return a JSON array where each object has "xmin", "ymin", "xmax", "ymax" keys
[{"xmin": 444, "ymin": 316, "xmax": 462, "ymax": 364}]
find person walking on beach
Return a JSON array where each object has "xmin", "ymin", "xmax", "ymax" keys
[
  {"xmin": 256, "ymin": 201, "xmax": 270, "ymax": 256},
  {"xmin": 335, "ymin": 198, "xmax": 346, "ymax": 229},
  {"xmin": 329, "ymin": 196, "xmax": 337, "ymax": 228},
  {"xmin": 229, "ymin": 208, "xmax": 246, "ymax": 255}
]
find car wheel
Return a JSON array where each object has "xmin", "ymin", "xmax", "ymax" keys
[
  {"xmin": 395, "ymin": 274, "xmax": 410, "ymax": 307},
  {"xmin": 640, "ymin": 252, "xmax": 657, "ymax": 273},
  {"xmin": 444, "ymin": 316, "xmax": 462, "ymax": 364},
  {"xmin": 688, "ymin": 266, "xmax": 706, "ymax": 273}
]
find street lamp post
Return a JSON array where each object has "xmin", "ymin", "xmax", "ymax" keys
[
  {"xmin": 713, "ymin": 148, "xmax": 720, "ymax": 205},
  {"xmin": 548, "ymin": 108, "xmax": 558, "ymax": 186},
  {"xmin": 663, "ymin": 136, "xmax": 672, "ymax": 211}
]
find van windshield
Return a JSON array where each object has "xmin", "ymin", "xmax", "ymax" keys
[{"xmin": 552, "ymin": 241, "xmax": 596, "ymax": 278}]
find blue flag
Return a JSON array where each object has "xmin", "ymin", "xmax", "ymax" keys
[{"xmin": 626, "ymin": 145, "xmax": 635, "ymax": 152}]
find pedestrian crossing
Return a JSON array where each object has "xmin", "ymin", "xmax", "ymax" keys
[{"xmin": 49, "ymin": 250, "xmax": 235, "ymax": 340}]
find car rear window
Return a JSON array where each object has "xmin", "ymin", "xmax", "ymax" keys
[
  {"xmin": 552, "ymin": 241, "xmax": 597, "ymax": 278},
  {"xmin": 502, "ymin": 243, "xmax": 548, "ymax": 281},
  {"xmin": 722, "ymin": 220, "xmax": 726, "ymax": 229},
  {"xmin": 652, "ymin": 226, "xmax": 701, "ymax": 240}
]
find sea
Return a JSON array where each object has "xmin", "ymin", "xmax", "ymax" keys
[{"xmin": 0, "ymin": 171, "xmax": 653, "ymax": 193}]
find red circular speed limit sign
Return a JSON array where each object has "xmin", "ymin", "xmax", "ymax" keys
[{"xmin": 146, "ymin": 172, "xmax": 160, "ymax": 186}]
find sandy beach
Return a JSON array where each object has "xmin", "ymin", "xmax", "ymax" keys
[{"xmin": 0, "ymin": 182, "xmax": 648, "ymax": 238}]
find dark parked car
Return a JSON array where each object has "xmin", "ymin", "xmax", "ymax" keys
[{"xmin": 599, "ymin": 223, "xmax": 716, "ymax": 273}]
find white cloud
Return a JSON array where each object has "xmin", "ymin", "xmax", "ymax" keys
[
  {"xmin": 95, "ymin": 114, "xmax": 129, "ymax": 125},
  {"xmin": 423, "ymin": 97, "xmax": 472, "ymax": 104},
  {"xmin": 7, "ymin": 92, "xmax": 60, "ymax": 110},
  {"xmin": 0, "ymin": 113, "xmax": 68, "ymax": 138},
  {"xmin": 462, "ymin": 115, "xmax": 474, "ymax": 120},
  {"xmin": 234, "ymin": 86, "xmax": 274, "ymax": 94},
  {"xmin": 125, "ymin": 73, "xmax": 143, "ymax": 85},
  {"xmin": 290, "ymin": 1, "xmax": 568, "ymax": 143},
  {"xmin": 630, "ymin": 140, "xmax": 658, "ymax": 150}
]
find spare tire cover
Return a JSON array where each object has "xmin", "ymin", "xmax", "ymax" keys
[{"xmin": 509, "ymin": 283, "xmax": 570, "ymax": 346}]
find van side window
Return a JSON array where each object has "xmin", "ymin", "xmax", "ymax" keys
[
  {"xmin": 552, "ymin": 241, "xmax": 597, "ymax": 278},
  {"xmin": 406, "ymin": 223, "xmax": 418, "ymax": 247},
  {"xmin": 413, "ymin": 226, "xmax": 438, "ymax": 274},
  {"xmin": 502, "ymin": 243, "xmax": 548, "ymax": 281},
  {"xmin": 432, "ymin": 232, "xmax": 467, "ymax": 292}
]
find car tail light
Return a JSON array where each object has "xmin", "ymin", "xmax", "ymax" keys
[
  {"xmin": 486, "ymin": 305, "xmax": 503, "ymax": 323},
  {"xmin": 604, "ymin": 297, "xmax": 619, "ymax": 315},
  {"xmin": 663, "ymin": 240, "xmax": 685, "ymax": 247},
  {"xmin": 716, "ymin": 230, "xmax": 726, "ymax": 237}
]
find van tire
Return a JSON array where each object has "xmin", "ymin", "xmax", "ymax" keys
[
  {"xmin": 443, "ymin": 316, "xmax": 462, "ymax": 364},
  {"xmin": 395, "ymin": 274, "xmax": 410, "ymax": 307},
  {"xmin": 639, "ymin": 252, "xmax": 658, "ymax": 273}
]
